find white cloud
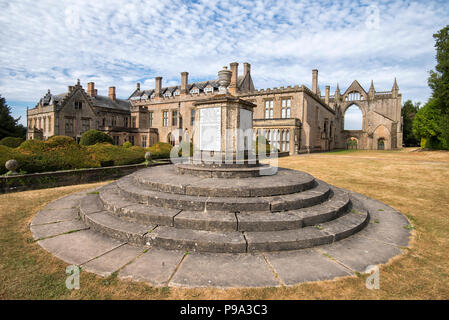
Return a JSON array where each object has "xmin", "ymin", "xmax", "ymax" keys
[{"xmin": 0, "ymin": 0, "xmax": 448, "ymax": 124}]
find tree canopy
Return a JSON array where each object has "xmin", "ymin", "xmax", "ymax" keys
[
  {"xmin": 412, "ymin": 25, "xmax": 449, "ymax": 150},
  {"xmin": 0, "ymin": 95, "xmax": 26, "ymax": 140}
]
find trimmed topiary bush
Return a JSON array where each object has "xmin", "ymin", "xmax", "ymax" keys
[
  {"xmin": 46, "ymin": 135, "xmax": 76, "ymax": 148},
  {"xmin": 86, "ymin": 143, "xmax": 145, "ymax": 166},
  {"xmin": 79, "ymin": 130, "xmax": 113, "ymax": 146},
  {"xmin": 146, "ymin": 142, "xmax": 173, "ymax": 159},
  {"xmin": 0, "ymin": 137, "xmax": 24, "ymax": 148},
  {"xmin": 122, "ymin": 141, "xmax": 132, "ymax": 148}
]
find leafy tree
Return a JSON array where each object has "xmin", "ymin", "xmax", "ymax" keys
[
  {"xmin": 0, "ymin": 95, "xmax": 26, "ymax": 140},
  {"xmin": 413, "ymin": 25, "xmax": 449, "ymax": 149},
  {"xmin": 402, "ymin": 100, "xmax": 420, "ymax": 147}
]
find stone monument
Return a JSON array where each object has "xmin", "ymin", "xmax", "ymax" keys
[{"xmin": 30, "ymin": 66, "xmax": 411, "ymax": 288}]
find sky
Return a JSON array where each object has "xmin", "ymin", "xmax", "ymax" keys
[{"xmin": 0, "ymin": 0, "xmax": 448, "ymax": 126}]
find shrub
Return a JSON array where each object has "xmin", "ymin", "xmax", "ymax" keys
[
  {"xmin": 79, "ymin": 130, "xmax": 113, "ymax": 146},
  {"xmin": 46, "ymin": 136, "xmax": 76, "ymax": 148},
  {"xmin": 174, "ymin": 141, "xmax": 193, "ymax": 157},
  {"xmin": 86, "ymin": 143, "xmax": 145, "ymax": 166},
  {"xmin": 122, "ymin": 141, "xmax": 132, "ymax": 148},
  {"xmin": 254, "ymin": 136, "xmax": 271, "ymax": 155},
  {"xmin": 146, "ymin": 142, "xmax": 173, "ymax": 159},
  {"xmin": 0, "ymin": 137, "xmax": 24, "ymax": 148}
]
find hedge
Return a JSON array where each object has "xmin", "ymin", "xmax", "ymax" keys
[
  {"xmin": 0, "ymin": 139, "xmax": 173, "ymax": 175},
  {"xmin": 0, "ymin": 137, "xmax": 24, "ymax": 148}
]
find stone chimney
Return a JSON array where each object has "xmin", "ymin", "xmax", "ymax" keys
[
  {"xmin": 181, "ymin": 72, "xmax": 189, "ymax": 94},
  {"xmin": 155, "ymin": 76, "xmax": 162, "ymax": 97},
  {"xmin": 229, "ymin": 62, "xmax": 239, "ymax": 95},
  {"xmin": 109, "ymin": 86, "xmax": 116, "ymax": 101},
  {"xmin": 95, "ymin": 89, "xmax": 98, "ymax": 96},
  {"xmin": 325, "ymin": 85, "xmax": 330, "ymax": 105},
  {"xmin": 87, "ymin": 82, "xmax": 95, "ymax": 97},
  {"xmin": 243, "ymin": 62, "xmax": 251, "ymax": 76},
  {"xmin": 312, "ymin": 69, "xmax": 318, "ymax": 95},
  {"xmin": 136, "ymin": 82, "xmax": 140, "ymax": 91}
]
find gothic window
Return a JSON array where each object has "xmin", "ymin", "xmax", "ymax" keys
[
  {"xmin": 142, "ymin": 135, "xmax": 147, "ymax": 148},
  {"xmin": 281, "ymin": 99, "xmax": 291, "ymax": 118},
  {"xmin": 190, "ymin": 88, "xmax": 200, "ymax": 95},
  {"xmin": 149, "ymin": 112, "xmax": 154, "ymax": 127},
  {"xmin": 265, "ymin": 100, "xmax": 274, "ymax": 119},
  {"xmin": 191, "ymin": 109, "xmax": 195, "ymax": 126},
  {"xmin": 163, "ymin": 111, "xmax": 169, "ymax": 126},
  {"xmin": 74, "ymin": 101, "xmax": 83, "ymax": 109},
  {"xmin": 172, "ymin": 110, "xmax": 178, "ymax": 127},
  {"xmin": 204, "ymin": 87, "xmax": 214, "ymax": 94},
  {"xmin": 131, "ymin": 116, "xmax": 136, "ymax": 128},
  {"xmin": 168, "ymin": 133, "xmax": 175, "ymax": 146}
]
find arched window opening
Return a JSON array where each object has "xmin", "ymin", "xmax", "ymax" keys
[
  {"xmin": 168, "ymin": 133, "xmax": 175, "ymax": 146},
  {"xmin": 346, "ymin": 91, "xmax": 362, "ymax": 101},
  {"xmin": 344, "ymin": 104, "xmax": 363, "ymax": 130},
  {"xmin": 378, "ymin": 138, "xmax": 385, "ymax": 150},
  {"xmin": 347, "ymin": 137, "xmax": 358, "ymax": 150}
]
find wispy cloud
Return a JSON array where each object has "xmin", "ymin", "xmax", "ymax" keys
[{"xmin": 0, "ymin": 0, "xmax": 448, "ymax": 124}]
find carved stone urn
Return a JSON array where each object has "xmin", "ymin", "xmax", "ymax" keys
[{"xmin": 218, "ymin": 66, "xmax": 232, "ymax": 93}]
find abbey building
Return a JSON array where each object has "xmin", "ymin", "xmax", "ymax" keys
[{"xmin": 26, "ymin": 62, "xmax": 402, "ymax": 153}]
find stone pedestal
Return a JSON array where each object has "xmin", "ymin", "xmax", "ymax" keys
[{"xmin": 192, "ymin": 94, "xmax": 257, "ymax": 167}]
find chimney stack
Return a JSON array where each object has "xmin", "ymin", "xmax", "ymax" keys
[
  {"xmin": 88, "ymin": 82, "xmax": 95, "ymax": 97},
  {"xmin": 136, "ymin": 82, "xmax": 140, "ymax": 91},
  {"xmin": 243, "ymin": 62, "xmax": 251, "ymax": 76},
  {"xmin": 312, "ymin": 69, "xmax": 318, "ymax": 95},
  {"xmin": 229, "ymin": 62, "xmax": 239, "ymax": 95},
  {"xmin": 155, "ymin": 77, "xmax": 162, "ymax": 97},
  {"xmin": 181, "ymin": 72, "xmax": 189, "ymax": 94},
  {"xmin": 109, "ymin": 86, "xmax": 116, "ymax": 101},
  {"xmin": 325, "ymin": 85, "xmax": 330, "ymax": 105}
]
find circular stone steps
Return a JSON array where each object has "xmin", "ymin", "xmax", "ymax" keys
[{"xmin": 75, "ymin": 164, "xmax": 370, "ymax": 253}]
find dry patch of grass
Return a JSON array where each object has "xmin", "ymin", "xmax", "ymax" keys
[{"xmin": 1, "ymin": 148, "xmax": 448, "ymax": 299}]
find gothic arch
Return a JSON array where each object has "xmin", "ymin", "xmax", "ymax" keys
[
  {"xmin": 343, "ymin": 103, "xmax": 366, "ymax": 131},
  {"xmin": 372, "ymin": 124, "xmax": 391, "ymax": 150}
]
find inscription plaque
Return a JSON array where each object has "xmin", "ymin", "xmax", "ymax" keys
[{"xmin": 199, "ymin": 107, "xmax": 221, "ymax": 151}]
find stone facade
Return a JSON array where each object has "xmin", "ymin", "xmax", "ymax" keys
[{"xmin": 27, "ymin": 62, "xmax": 402, "ymax": 153}]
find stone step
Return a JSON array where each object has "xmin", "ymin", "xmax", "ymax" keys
[
  {"xmin": 174, "ymin": 163, "xmax": 275, "ymax": 178},
  {"xmin": 244, "ymin": 210, "xmax": 370, "ymax": 252},
  {"xmin": 93, "ymin": 184, "xmax": 349, "ymax": 232},
  {"xmin": 133, "ymin": 165, "xmax": 316, "ymax": 197},
  {"xmin": 148, "ymin": 226, "xmax": 247, "ymax": 253},
  {"xmin": 236, "ymin": 188, "xmax": 350, "ymax": 231},
  {"xmin": 98, "ymin": 184, "xmax": 181, "ymax": 226},
  {"xmin": 115, "ymin": 175, "xmax": 330, "ymax": 212},
  {"xmin": 82, "ymin": 209, "xmax": 156, "ymax": 246},
  {"xmin": 79, "ymin": 193, "xmax": 369, "ymax": 252}
]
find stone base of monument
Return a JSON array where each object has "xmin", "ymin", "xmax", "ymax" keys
[{"xmin": 30, "ymin": 164, "xmax": 411, "ymax": 288}]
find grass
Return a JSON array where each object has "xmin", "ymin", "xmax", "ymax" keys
[{"xmin": 1, "ymin": 148, "xmax": 449, "ymax": 299}]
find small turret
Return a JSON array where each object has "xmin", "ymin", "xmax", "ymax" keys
[
  {"xmin": 335, "ymin": 83, "xmax": 341, "ymax": 101},
  {"xmin": 369, "ymin": 80, "xmax": 375, "ymax": 99},
  {"xmin": 392, "ymin": 78, "xmax": 399, "ymax": 97}
]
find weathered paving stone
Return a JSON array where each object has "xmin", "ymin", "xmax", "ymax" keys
[
  {"xmin": 119, "ymin": 248, "xmax": 185, "ymax": 286},
  {"xmin": 318, "ymin": 233, "xmax": 403, "ymax": 272},
  {"xmin": 264, "ymin": 249, "xmax": 352, "ymax": 285},
  {"xmin": 44, "ymin": 193, "xmax": 85, "ymax": 210},
  {"xmin": 82, "ymin": 244, "xmax": 144, "ymax": 277},
  {"xmin": 170, "ymin": 252, "xmax": 279, "ymax": 288},
  {"xmin": 174, "ymin": 211, "xmax": 237, "ymax": 231},
  {"xmin": 31, "ymin": 207, "xmax": 80, "ymax": 226},
  {"xmin": 38, "ymin": 230, "xmax": 125, "ymax": 265},
  {"xmin": 31, "ymin": 219, "xmax": 89, "ymax": 240}
]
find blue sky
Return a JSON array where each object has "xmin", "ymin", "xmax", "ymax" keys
[{"xmin": 0, "ymin": 0, "xmax": 448, "ymax": 126}]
